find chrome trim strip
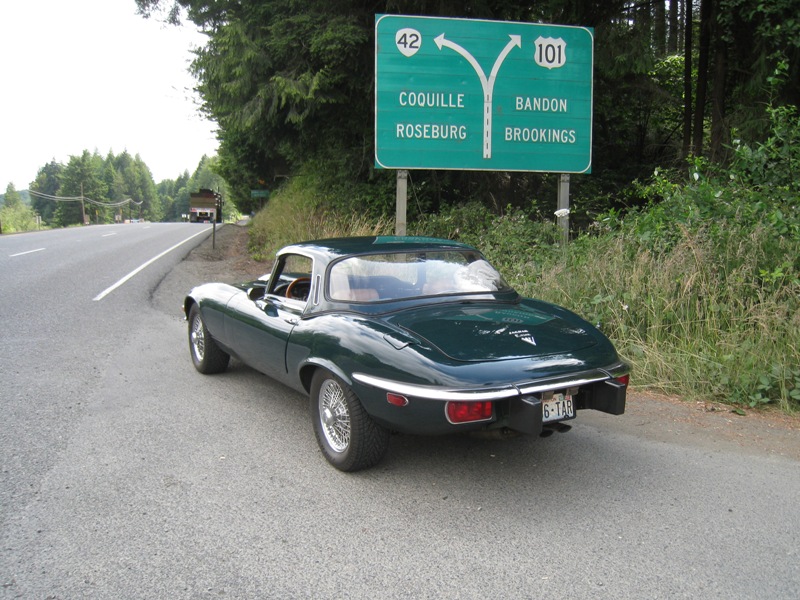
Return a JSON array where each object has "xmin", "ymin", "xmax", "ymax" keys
[
  {"xmin": 313, "ymin": 274, "xmax": 321, "ymax": 306},
  {"xmin": 352, "ymin": 373, "xmax": 518, "ymax": 402},
  {"xmin": 352, "ymin": 362, "xmax": 625, "ymax": 403}
]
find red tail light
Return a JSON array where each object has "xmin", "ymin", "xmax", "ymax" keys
[
  {"xmin": 615, "ymin": 374, "xmax": 630, "ymax": 386},
  {"xmin": 446, "ymin": 401, "xmax": 493, "ymax": 423}
]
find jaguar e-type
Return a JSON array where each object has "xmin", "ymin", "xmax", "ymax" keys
[{"xmin": 184, "ymin": 236, "xmax": 629, "ymax": 471}]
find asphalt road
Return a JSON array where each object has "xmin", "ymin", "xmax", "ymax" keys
[{"xmin": 1, "ymin": 224, "xmax": 798, "ymax": 599}]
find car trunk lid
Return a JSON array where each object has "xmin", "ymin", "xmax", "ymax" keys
[{"xmin": 386, "ymin": 302, "xmax": 597, "ymax": 362}]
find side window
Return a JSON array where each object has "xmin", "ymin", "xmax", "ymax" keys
[{"xmin": 268, "ymin": 254, "xmax": 314, "ymax": 302}]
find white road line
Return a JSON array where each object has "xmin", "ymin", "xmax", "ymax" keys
[
  {"xmin": 10, "ymin": 248, "xmax": 45, "ymax": 257},
  {"xmin": 102, "ymin": 232, "xmax": 118, "ymax": 237},
  {"xmin": 93, "ymin": 227, "xmax": 212, "ymax": 301}
]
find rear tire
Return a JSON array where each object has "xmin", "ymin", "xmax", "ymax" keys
[
  {"xmin": 310, "ymin": 370, "xmax": 389, "ymax": 472},
  {"xmin": 188, "ymin": 304, "xmax": 230, "ymax": 374}
]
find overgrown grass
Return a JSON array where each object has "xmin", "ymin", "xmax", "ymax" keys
[
  {"xmin": 247, "ymin": 109, "xmax": 800, "ymax": 413},
  {"xmin": 529, "ymin": 225, "xmax": 798, "ymax": 412},
  {"xmin": 248, "ymin": 165, "xmax": 393, "ymax": 261}
]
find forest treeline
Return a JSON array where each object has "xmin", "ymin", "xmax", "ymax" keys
[
  {"xmin": 0, "ymin": 151, "xmax": 228, "ymax": 233},
  {"xmin": 132, "ymin": 0, "xmax": 799, "ymax": 218}
]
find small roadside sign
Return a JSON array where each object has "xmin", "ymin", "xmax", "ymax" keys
[{"xmin": 375, "ymin": 15, "xmax": 594, "ymax": 173}]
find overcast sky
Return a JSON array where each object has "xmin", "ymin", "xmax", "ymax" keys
[{"xmin": 0, "ymin": 0, "xmax": 219, "ymax": 191}]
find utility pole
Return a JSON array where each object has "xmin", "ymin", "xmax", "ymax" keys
[
  {"xmin": 212, "ymin": 190, "xmax": 223, "ymax": 249},
  {"xmin": 80, "ymin": 182, "xmax": 87, "ymax": 225}
]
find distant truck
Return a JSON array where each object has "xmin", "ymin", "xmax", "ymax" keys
[{"xmin": 189, "ymin": 189, "xmax": 223, "ymax": 223}]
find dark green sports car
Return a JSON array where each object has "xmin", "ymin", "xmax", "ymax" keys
[{"xmin": 184, "ymin": 236, "xmax": 629, "ymax": 471}]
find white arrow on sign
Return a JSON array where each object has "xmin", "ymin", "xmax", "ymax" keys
[{"xmin": 435, "ymin": 33, "xmax": 521, "ymax": 159}]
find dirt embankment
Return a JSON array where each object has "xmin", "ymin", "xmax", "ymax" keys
[
  {"xmin": 183, "ymin": 222, "xmax": 272, "ymax": 282},
  {"xmin": 180, "ymin": 223, "xmax": 800, "ymax": 462}
]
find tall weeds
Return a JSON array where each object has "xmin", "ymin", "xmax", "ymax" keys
[
  {"xmin": 518, "ymin": 223, "xmax": 799, "ymax": 412},
  {"xmin": 248, "ymin": 167, "xmax": 392, "ymax": 261}
]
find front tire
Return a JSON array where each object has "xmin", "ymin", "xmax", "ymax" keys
[
  {"xmin": 310, "ymin": 370, "xmax": 389, "ymax": 472},
  {"xmin": 188, "ymin": 304, "xmax": 230, "ymax": 374}
]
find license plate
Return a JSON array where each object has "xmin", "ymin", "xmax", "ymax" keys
[{"xmin": 542, "ymin": 394, "xmax": 575, "ymax": 422}]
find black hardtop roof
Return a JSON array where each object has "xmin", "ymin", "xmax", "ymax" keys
[{"xmin": 279, "ymin": 236, "xmax": 478, "ymax": 260}]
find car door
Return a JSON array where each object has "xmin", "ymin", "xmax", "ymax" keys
[
  {"xmin": 224, "ymin": 293, "xmax": 304, "ymax": 383},
  {"xmin": 223, "ymin": 253, "xmax": 313, "ymax": 384}
]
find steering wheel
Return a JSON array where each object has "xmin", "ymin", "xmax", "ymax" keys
[{"xmin": 285, "ymin": 277, "xmax": 311, "ymax": 300}]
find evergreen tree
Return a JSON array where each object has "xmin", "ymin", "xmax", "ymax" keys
[
  {"xmin": 2, "ymin": 183, "xmax": 22, "ymax": 208},
  {"xmin": 30, "ymin": 161, "xmax": 63, "ymax": 224},
  {"xmin": 57, "ymin": 151, "xmax": 107, "ymax": 226}
]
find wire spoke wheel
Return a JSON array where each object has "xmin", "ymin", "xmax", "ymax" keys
[
  {"xmin": 187, "ymin": 304, "xmax": 230, "ymax": 374},
  {"xmin": 319, "ymin": 379, "xmax": 351, "ymax": 453},
  {"xmin": 190, "ymin": 314, "xmax": 206, "ymax": 363},
  {"xmin": 310, "ymin": 371, "xmax": 390, "ymax": 472}
]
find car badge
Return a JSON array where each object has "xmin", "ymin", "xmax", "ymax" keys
[{"xmin": 510, "ymin": 329, "xmax": 537, "ymax": 346}]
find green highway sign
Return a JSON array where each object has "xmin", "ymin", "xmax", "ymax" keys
[{"xmin": 375, "ymin": 15, "xmax": 594, "ymax": 173}]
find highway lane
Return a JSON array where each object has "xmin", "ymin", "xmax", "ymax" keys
[
  {"xmin": 0, "ymin": 223, "xmax": 215, "ymax": 533},
  {"xmin": 1, "ymin": 225, "xmax": 799, "ymax": 599},
  {"xmin": 1, "ymin": 223, "xmax": 212, "ymax": 303}
]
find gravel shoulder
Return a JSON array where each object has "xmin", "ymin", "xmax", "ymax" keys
[{"xmin": 160, "ymin": 223, "xmax": 800, "ymax": 462}]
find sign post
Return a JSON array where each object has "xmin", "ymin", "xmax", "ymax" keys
[
  {"xmin": 395, "ymin": 170, "xmax": 408, "ymax": 235},
  {"xmin": 557, "ymin": 174, "xmax": 570, "ymax": 245}
]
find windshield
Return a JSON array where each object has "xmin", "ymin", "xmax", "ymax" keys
[{"xmin": 327, "ymin": 250, "xmax": 512, "ymax": 302}]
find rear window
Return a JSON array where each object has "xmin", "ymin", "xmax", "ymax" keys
[{"xmin": 328, "ymin": 250, "xmax": 511, "ymax": 302}]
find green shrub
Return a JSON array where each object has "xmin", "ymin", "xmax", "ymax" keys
[
  {"xmin": 411, "ymin": 201, "xmax": 493, "ymax": 243},
  {"xmin": 528, "ymin": 221, "xmax": 799, "ymax": 411},
  {"xmin": 0, "ymin": 202, "xmax": 38, "ymax": 233}
]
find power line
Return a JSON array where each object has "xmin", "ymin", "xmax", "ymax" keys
[
  {"xmin": 28, "ymin": 189, "xmax": 143, "ymax": 208},
  {"xmin": 28, "ymin": 190, "xmax": 82, "ymax": 201}
]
